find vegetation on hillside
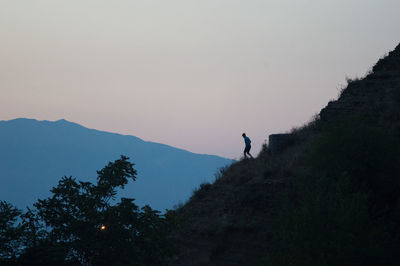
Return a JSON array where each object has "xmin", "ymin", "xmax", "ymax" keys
[
  {"xmin": 175, "ymin": 44, "xmax": 400, "ymax": 265},
  {"xmin": 176, "ymin": 65, "xmax": 400, "ymax": 264},
  {"xmin": 266, "ymin": 116, "xmax": 400, "ymax": 265}
]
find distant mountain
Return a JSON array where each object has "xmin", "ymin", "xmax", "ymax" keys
[{"xmin": 0, "ymin": 118, "xmax": 232, "ymax": 211}]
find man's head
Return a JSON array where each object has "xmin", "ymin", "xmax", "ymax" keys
[{"xmin": 242, "ymin": 133, "xmax": 246, "ymax": 138}]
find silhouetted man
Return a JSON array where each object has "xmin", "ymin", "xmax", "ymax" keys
[{"xmin": 242, "ymin": 133, "xmax": 253, "ymax": 159}]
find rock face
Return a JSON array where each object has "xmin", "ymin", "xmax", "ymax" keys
[
  {"xmin": 320, "ymin": 43, "xmax": 400, "ymax": 129},
  {"xmin": 174, "ymin": 43, "xmax": 400, "ymax": 265}
]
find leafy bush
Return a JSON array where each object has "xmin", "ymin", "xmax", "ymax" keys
[{"xmin": 190, "ymin": 182, "xmax": 212, "ymax": 201}]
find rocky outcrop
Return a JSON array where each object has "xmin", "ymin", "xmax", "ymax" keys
[{"xmin": 320, "ymin": 44, "xmax": 400, "ymax": 126}]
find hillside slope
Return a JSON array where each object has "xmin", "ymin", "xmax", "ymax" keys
[
  {"xmin": 174, "ymin": 43, "xmax": 400, "ymax": 265},
  {"xmin": 0, "ymin": 119, "xmax": 232, "ymax": 211}
]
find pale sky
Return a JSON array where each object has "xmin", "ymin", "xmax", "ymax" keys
[{"xmin": 1, "ymin": 0, "xmax": 399, "ymax": 159}]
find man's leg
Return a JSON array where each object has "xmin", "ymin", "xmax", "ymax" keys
[
  {"xmin": 247, "ymin": 146, "xmax": 253, "ymax": 158},
  {"xmin": 244, "ymin": 146, "xmax": 250, "ymax": 159}
]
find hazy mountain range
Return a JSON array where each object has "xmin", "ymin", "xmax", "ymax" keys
[{"xmin": 0, "ymin": 118, "xmax": 232, "ymax": 211}]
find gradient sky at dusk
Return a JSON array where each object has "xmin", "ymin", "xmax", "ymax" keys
[{"xmin": 1, "ymin": 0, "xmax": 399, "ymax": 158}]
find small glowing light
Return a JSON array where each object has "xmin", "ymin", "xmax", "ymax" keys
[{"xmin": 100, "ymin": 225, "xmax": 106, "ymax": 231}]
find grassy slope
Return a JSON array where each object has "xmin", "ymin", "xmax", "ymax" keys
[{"xmin": 173, "ymin": 43, "xmax": 400, "ymax": 266}]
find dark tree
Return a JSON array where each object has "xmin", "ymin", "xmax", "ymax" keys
[
  {"xmin": 5, "ymin": 155, "xmax": 176, "ymax": 265},
  {"xmin": 0, "ymin": 201, "xmax": 22, "ymax": 262}
]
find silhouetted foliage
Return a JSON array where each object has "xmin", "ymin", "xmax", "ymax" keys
[
  {"xmin": 0, "ymin": 201, "xmax": 22, "ymax": 262},
  {"xmin": 0, "ymin": 156, "xmax": 176, "ymax": 265}
]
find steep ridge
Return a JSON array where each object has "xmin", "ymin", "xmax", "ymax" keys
[{"xmin": 173, "ymin": 43, "xmax": 400, "ymax": 265}]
